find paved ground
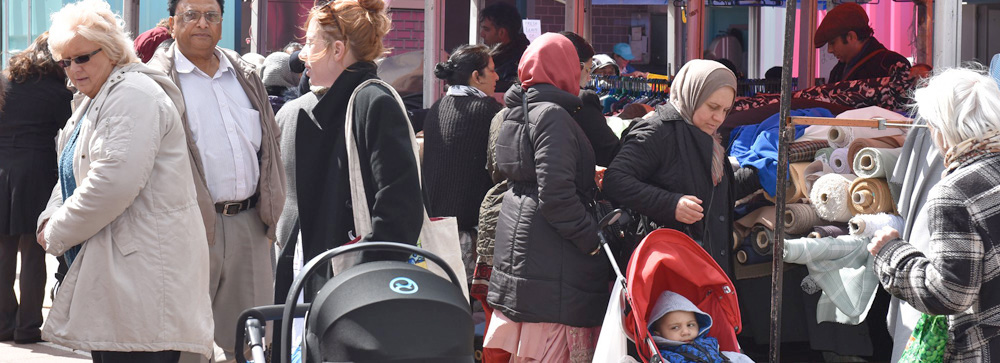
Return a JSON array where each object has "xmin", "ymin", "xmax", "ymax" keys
[{"xmin": 0, "ymin": 254, "xmax": 90, "ymax": 362}]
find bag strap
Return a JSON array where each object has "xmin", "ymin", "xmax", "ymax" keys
[{"xmin": 344, "ymin": 78, "xmax": 430, "ymax": 240}]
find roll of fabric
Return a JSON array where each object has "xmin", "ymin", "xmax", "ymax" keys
[
  {"xmin": 809, "ymin": 224, "xmax": 850, "ymax": 239},
  {"xmin": 737, "ymin": 244, "xmax": 772, "ymax": 265},
  {"xmin": 732, "ymin": 230, "xmax": 743, "ymax": 251},
  {"xmin": 814, "ymin": 147, "xmax": 835, "ymax": 165},
  {"xmin": 848, "ymin": 213, "xmax": 906, "ymax": 238},
  {"xmin": 826, "ymin": 124, "xmax": 906, "ymax": 148},
  {"xmin": 829, "ymin": 148, "xmax": 852, "ymax": 174},
  {"xmin": 789, "ymin": 140, "xmax": 832, "ymax": 163},
  {"xmin": 848, "ymin": 178, "xmax": 895, "ymax": 215},
  {"xmin": 846, "ymin": 135, "xmax": 906, "ymax": 166},
  {"xmin": 803, "ymin": 159, "xmax": 834, "ymax": 194},
  {"xmin": 751, "ymin": 224, "xmax": 774, "ymax": 256},
  {"xmin": 852, "ymin": 147, "xmax": 903, "ymax": 179},
  {"xmin": 788, "ymin": 162, "xmax": 813, "ymax": 198},
  {"xmin": 764, "ymin": 181, "xmax": 804, "ymax": 203},
  {"xmin": 784, "ymin": 203, "xmax": 822, "ymax": 234},
  {"xmin": 734, "ymin": 205, "xmax": 776, "ymax": 238},
  {"xmin": 810, "ymin": 173, "xmax": 857, "ymax": 222}
]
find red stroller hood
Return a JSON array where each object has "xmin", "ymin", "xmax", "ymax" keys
[{"xmin": 625, "ymin": 228, "xmax": 742, "ymax": 357}]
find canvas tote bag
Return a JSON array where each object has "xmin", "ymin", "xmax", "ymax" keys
[{"xmin": 341, "ymin": 78, "xmax": 469, "ymax": 300}]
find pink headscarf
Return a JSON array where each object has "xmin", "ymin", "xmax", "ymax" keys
[{"xmin": 517, "ymin": 33, "xmax": 581, "ymax": 95}]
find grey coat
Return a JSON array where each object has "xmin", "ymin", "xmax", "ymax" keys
[{"xmin": 487, "ymin": 84, "xmax": 609, "ymax": 327}]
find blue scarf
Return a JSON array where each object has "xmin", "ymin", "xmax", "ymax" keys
[{"xmin": 58, "ymin": 110, "xmax": 86, "ymax": 267}]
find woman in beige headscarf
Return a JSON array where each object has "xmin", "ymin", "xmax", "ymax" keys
[{"xmin": 604, "ymin": 59, "xmax": 755, "ymax": 277}]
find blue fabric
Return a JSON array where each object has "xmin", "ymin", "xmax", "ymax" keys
[
  {"xmin": 728, "ymin": 108, "xmax": 833, "ymax": 195},
  {"xmin": 58, "ymin": 114, "xmax": 85, "ymax": 267},
  {"xmin": 659, "ymin": 336, "xmax": 728, "ymax": 363},
  {"xmin": 601, "ymin": 95, "xmax": 619, "ymax": 114},
  {"xmin": 990, "ymin": 53, "xmax": 1000, "ymax": 89}
]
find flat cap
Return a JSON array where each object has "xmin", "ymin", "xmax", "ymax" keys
[{"xmin": 814, "ymin": 3, "xmax": 870, "ymax": 48}]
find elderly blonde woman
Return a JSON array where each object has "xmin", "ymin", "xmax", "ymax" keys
[
  {"xmin": 868, "ymin": 67, "xmax": 1000, "ymax": 362},
  {"xmin": 36, "ymin": 1, "xmax": 213, "ymax": 362}
]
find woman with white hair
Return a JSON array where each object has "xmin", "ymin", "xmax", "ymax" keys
[
  {"xmin": 36, "ymin": 0, "xmax": 213, "ymax": 361},
  {"xmin": 868, "ymin": 67, "xmax": 1000, "ymax": 362}
]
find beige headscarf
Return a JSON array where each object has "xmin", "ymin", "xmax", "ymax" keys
[{"xmin": 669, "ymin": 59, "xmax": 738, "ymax": 185}]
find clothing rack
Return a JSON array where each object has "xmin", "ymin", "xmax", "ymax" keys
[
  {"xmin": 589, "ymin": 75, "xmax": 670, "ymax": 98},
  {"xmin": 768, "ymin": 115, "xmax": 920, "ymax": 361}
]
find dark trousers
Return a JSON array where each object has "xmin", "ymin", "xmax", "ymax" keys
[
  {"xmin": 0, "ymin": 233, "xmax": 46, "ymax": 341},
  {"xmin": 92, "ymin": 350, "xmax": 181, "ymax": 363}
]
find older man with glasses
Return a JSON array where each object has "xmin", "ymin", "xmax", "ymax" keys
[{"xmin": 147, "ymin": 0, "xmax": 285, "ymax": 362}]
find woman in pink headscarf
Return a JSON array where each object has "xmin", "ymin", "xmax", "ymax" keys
[{"xmin": 483, "ymin": 33, "xmax": 609, "ymax": 362}]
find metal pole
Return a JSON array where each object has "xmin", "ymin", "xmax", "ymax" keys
[
  {"xmin": 747, "ymin": 6, "xmax": 761, "ymax": 79},
  {"xmin": 933, "ymin": 0, "xmax": 960, "ymax": 69},
  {"xmin": 423, "ymin": 0, "xmax": 439, "ymax": 108},
  {"xmin": 796, "ymin": 0, "xmax": 816, "ymax": 90},
  {"xmin": 770, "ymin": 0, "xmax": 799, "ymax": 361}
]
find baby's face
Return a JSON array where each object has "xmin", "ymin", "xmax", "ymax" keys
[{"xmin": 653, "ymin": 311, "xmax": 699, "ymax": 343}]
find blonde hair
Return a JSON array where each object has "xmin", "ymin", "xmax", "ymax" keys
[
  {"xmin": 306, "ymin": 0, "xmax": 392, "ymax": 63},
  {"xmin": 47, "ymin": 0, "xmax": 139, "ymax": 66},
  {"xmin": 913, "ymin": 66, "xmax": 1000, "ymax": 147}
]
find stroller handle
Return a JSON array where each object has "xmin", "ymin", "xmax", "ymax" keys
[{"xmin": 280, "ymin": 241, "xmax": 463, "ymax": 363}]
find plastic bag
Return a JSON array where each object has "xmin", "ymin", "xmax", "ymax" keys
[{"xmin": 899, "ymin": 313, "xmax": 948, "ymax": 363}]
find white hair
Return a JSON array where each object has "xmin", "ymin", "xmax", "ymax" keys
[
  {"xmin": 47, "ymin": 0, "xmax": 139, "ymax": 66},
  {"xmin": 913, "ymin": 66, "xmax": 1000, "ymax": 147}
]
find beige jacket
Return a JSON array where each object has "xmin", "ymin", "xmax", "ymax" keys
[
  {"xmin": 37, "ymin": 63, "xmax": 214, "ymax": 357},
  {"xmin": 146, "ymin": 44, "xmax": 285, "ymax": 243}
]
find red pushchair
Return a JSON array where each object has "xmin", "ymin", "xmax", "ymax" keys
[{"xmin": 597, "ymin": 216, "xmax": 743, "ymax": 363}]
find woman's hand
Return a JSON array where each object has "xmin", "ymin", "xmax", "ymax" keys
[
  {"xmin": 868, "ymin": 226, "xmax": 900, "ymax": 256},
  {"xmin": 36, "ymin": 219, "xmax": 48, "ymax": 250},
  {"xmin": 675, "ymin": 195, "xmax": 704, "ymax": 224}
]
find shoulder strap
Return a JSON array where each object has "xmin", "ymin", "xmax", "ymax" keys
[{"xmin": 344, "ymin": 79, "xmax": 429, "ymax": 239}]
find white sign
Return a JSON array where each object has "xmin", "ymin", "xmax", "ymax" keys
[{"xmin": 522, "ymin": 19, "xmax": 542, "ymax": 42}]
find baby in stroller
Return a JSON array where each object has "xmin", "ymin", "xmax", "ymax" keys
[{"xmin": 649, "ymin": 291, "xmax": 754, "ymax": 363}]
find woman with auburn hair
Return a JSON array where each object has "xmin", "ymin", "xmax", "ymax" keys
[
  {"xmin": 0, "ymin": 32, "xmax": 72, "ymax": 345},
  {"xmin": 293, "ymin": 0, "xmax": 423, "ymax": 267},
  {"xmin": 37, "ymin": 0, "xmax": 212, "ymax": 361}
]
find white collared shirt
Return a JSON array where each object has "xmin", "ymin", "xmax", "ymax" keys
[{"xmin": 175, "ymin": 49, "xmax": 262, "ymax": 203}]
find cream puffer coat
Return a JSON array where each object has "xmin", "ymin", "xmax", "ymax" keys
[{"xmin": 37, "ymin": 63, "xmax": 213, "ymax": 357}]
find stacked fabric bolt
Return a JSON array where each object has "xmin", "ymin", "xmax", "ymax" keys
[{"xmin": 848, "ymin": 213, "xmax": 906, "ymax": 238}]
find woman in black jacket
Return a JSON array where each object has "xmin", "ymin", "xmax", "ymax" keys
[
  {"xmin": 423, "ymin": 44, "xmax": 502, "ymax": 281},
  {"xmin": 0, "ymin": 32, "xmax": 72, "ymax": 343},
  {"xmin": 295, "ymin": 0, "xmax": 422, "ymax": 266},
  {"xmin": 484, "ymin": 33, "xmax": 609, "ymax": 361},
  {"xmin": 603, "ymin": 59, "xmax": 743, "ymax": 277}
]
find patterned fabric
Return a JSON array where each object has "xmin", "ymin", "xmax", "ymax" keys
[
  {"xmin": 788, "ymin": 140, "xmax": 832, "ymax": 163},
  {"xmin": 447, "ymin": 85, "xmax": 489, "ymax": 98},
  {"xmin": 874, "ymin": 153, "xmax": 1000, "ymax": 362},
  {"xmin": 784, "ymin": 235, "xmax": 879, "ymax": 324},
  {"xmin": 943, "ymin": 129, "xmax": 1000, "ymax": 175},
  {"xmin": 733, "ymin": 64, "xmax": 914, "ymax": 113},
  {"xmin": 659, "ymin": 336, "xmax": 729, "ymax": 363}
]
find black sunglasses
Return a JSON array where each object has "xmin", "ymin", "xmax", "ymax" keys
[{"xmin": 57, "ymin": 48, "xmax": 102, "ymax": 68}]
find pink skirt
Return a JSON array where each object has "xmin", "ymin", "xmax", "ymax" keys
[{"xmin": 483, "ymin": 310, "xmax": 601, "ymax": 363}]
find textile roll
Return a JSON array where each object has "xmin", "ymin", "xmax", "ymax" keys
[
  {"xmin": 784, "ymin": 203, "xmax": 822, "ymax": 234},
  {"xmin": 814, "ymin": 147, "xmax": 835, "ymax": 165},
  {"xmin": 848, "ymin": 178, "xmax": 895, "ymax": 215},
  {"xmin": 846, "ymin": 135, "xmax": 906, "ymax": 167},
  {"xmin": 848, "ymin": 213, "xmax": 906, "ymax": 238},
  {"xmin": 789, "ymin": 140, "xmax": 833, "ymax": 163},
  {"xmin": 830, "ymin": 148, "xmax": 852, "ymax": 174},
  {"xmin": 826, "ymin": 125, "xmax": 906, "ymax": 148},
  {"xmin": 737, "ymin": 244, "xmax": 772, "ymax": 265},
  {"xmin": 803, "ymin": 159, "xmax": 834, "ymax": 194},
  {"xmin": 734, "ymin": 205, "xmax": 776, "ymax": 238},
  {"xmin": 853, "ymin": 147, "xmax": 903, "ymax": 179},
  {"xmin": 810, "ymin": 173, "xmax": 857, "ymax": 222},
  {"xmin": 764, "ymin": 161, "xmax": 813, "ymax": 203},
  {"xmin": 732, "ymin": 230, "xmax": 743, "ymax": 251},
  {"xmin": 808, "ymin": 224, "xmax": 850, "ymax": 239},
  {"xmin": 751, "ymin": 224, "xmax": 774, "ymax": 256}
]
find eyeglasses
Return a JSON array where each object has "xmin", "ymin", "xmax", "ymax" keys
[
  {"xmin": 179, "ymin": 10, "xmax": 223, "ymax": 24},
  {"xmin": 56, "ymin": 48, "xmax": 102, "ymax": 68}
]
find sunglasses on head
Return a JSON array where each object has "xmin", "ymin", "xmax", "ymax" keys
[{"xmin": 57, "ymin": 48, "xmax": 102, "ymax": 68}]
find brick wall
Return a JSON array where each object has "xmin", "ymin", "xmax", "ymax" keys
[
  {"xmin": 528, "ymin": 1, "xmax": 647, "ymax": 60},
  {"xmin": 385, "ymin": 9, "xmax": 425, "ymax": 56},
  {"xmin": 590, "ymin": 5, "xmax": 648, "ymax": 56}
]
